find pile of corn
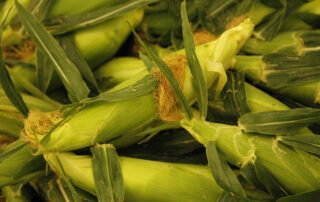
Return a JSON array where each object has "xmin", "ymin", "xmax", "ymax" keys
[{"xmin": 1, "ymin": 0, "xmax": 320, "ymax": 201}]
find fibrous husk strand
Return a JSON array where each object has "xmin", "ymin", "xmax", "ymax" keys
[
  {"xmin": 153, "ymin": 53, "xmax": 187, "ymax": 122},
  {"xmin": 3, "ymin": 39, "xmax": 36, "ymax": 61},
  {"xmin": 193, "ymin": 29, "xmax": 218, "ymax": 45},
  {"xmin": 225, "ymin": 15, "xmax": 249, "ymax": 30},
  {"xmin": 21, "ymin": 110, "xmax": 63, "ymax": 149}
]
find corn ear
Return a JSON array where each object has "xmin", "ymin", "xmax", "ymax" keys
[
  {"xmin": 74, "ymin": 9, "xmax": 144, "ymax": 67},
  {"xmin": 47, "ymin": 0, "xmax": 127, "ymax": 17},
  {"xmin": 94, "ymin": 57, "xmax": 148, "ymax": 91},
  {"xmin": 45, "ymin": 152, "xmax": 226, "ymax": 202},
  {"xmin": 181, "ymin": 118, "xmax": 320, "ymax": 194},
  {"xmin": 234, "ymin": 54, "xmax": 320, "ymax": 106}
]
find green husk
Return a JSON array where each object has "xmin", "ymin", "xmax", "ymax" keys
[
  {"xmin": 0, "ymin": 88, "xmax": 57, "ymax": 138},
  {"xmin": 0, "ymin": 84, "xmax": 58, "ymax": 137},
  {"xmin": 295, "ymin": 0, "xmax": 320, "ymax": 26},
  {"xmin": 244, "ymin": 83, "xmax": 289, "ymax": 112},
  {"xmin": 46, "ymin": 0, "xmax": 127, "ymax": 17},
  {"xmin": 30, "ymin": 174, "xmax": 97, "ymax": 202},
  {"xmin": 94, "ymin": 57, "xmax": 148, "ymax": 91},
  {"xmin": 238, "ymin": 108, "xmax": 320, "ymax": 135},
  {"xmin": 74, "ymin": 9, "xmax": 144, "ymax": 67},
  {"xmin": 95, "ymin": 57, "xmax": 290, "ymax": 116},
  {"xmin": 234, "ymin": 54, "xmax": 320, "ymax": 106},
  {"xmin": 45, "ymin": 152, "xmax": 225, "ymax": 202},
  {"xmin": 181, "ymin": 118, "xmax": 320, "ymax": 195},
  {"xmin": 242, "ymin": 30, "xmax": 320, "ymax": 56},
  {"xmin": 91, "ymin": 144, "xmax": 124, "ymax": 202},
  {"xmin": 0, "ymin": 140, "xmax": 45, "ymax": 187}
]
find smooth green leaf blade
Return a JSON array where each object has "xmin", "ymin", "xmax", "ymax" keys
[
  {"xmin": 45, "ymin": 0, "xmax": 157, "ymax": 35},
  {"xmin": 55, "ymin": 156, "xmax": 82, "ymax": 202},
  {"xmin": 91, "ymin": 144, "xmax": 124, "ymax": 202},
  {"xmin": 60, "ymin": 75, "xmax": 157, "ymax": 112},
  {"xmin": 206, "ymin": 141, "xmax": 246, "ymax": 198},
  {"xmin": 8, "ymin": 67, "xmax": 61, "ymax": 107},
  {"xmin": 277, "ymin": 190, "xmax": 320, "ymax": 202},
  {"xmin": 35, "ymin": 175, "xmax": 74, "ymax": 202},
  {"xmin": 205, "ymin": 0, "xmax": 237, "ymax": 19},
  {"xmin": 255, "ymin": 159, "xmax": 288, "ymax": 198},
  {"xmin": 0, "ymin": 140, "xmax": 27, "ymax": 163},
  {"xmin": 131, "ymin": 25, "xmax": 193, "ymax": 120},
  {"xmin": 0, "ymin": 9, "xmax": 29, "ymax": 117},
  {"xmin": 15, "ymin": 0, "xmax": 90, "ymax": 103},
  {"xmin": 29, "ymin": 0, "xmax": 54, "ymax": 21},
  {"xmin": 181, "ymin": 0, "xmax": 208, "ymax": 119},
  {"xmin": 254, "ymin": 0, "xmax": 287, "ymax": 40},
  {"xmin": 93, "ymin": 74, "xmax": 157, "ymax": 103},
  {"xmin": 222, "ymin": 71, "xmax": 250, "ymax": 120},
  {"xmin": 36, "ymin": 48, "xmax": 54, "ymax": 93},
  {"xmin": 263, "ymin": 53, "xmax": 320, "ymax": 89},
  {"xmin": 200, "ymin": 0, "xmax": 257, "ymax": 35},
  {"xmin": 139, "ymin": 52, "xmax": 154, "ymax": 72},
  {"xmin": 280, "ymin": 135, "xmax": 320, "ymax": 155},
  {"xmin": 238, "ymin": 108, "xmax": 320, "ymax": 135},
  {"xmin": 59, "ymin": 34, "xmax": 100, "ymax": 93},
  {"xmin": 13, "ymin": 155, "xmax": 46, "ymax": 180},
  {"xmin": 74, "ymin": 187, "xmax": 98, "ymax": 202},
  {"xmin": 240, "ymin": 161, "xmax": 266, "ymax": 192},
  {"xmin": 40, "ymin": 106, "xmax": 81, "ymax": 147}
]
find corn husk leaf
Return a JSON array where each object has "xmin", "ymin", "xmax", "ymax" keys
[
  {"xmin": 36, "ymin": 48, "xmax": 54, "ymax": 93},
  {"xmin": 254, "ymin": 158, "xmax": 288, "ymax": 198},
  {"xmin": 13, "ymin": 155, "xmax": 45, "ymax": 180},
  {"xmin": 181, "ymin": 0, "xmax": 208, "ymax": 119},
  {"xmin": 91, "ymin": 144, "xmax": 124, "ymax": 202},
  {"xmin": 8, "ymin": 64, "xmax": 61, "ymax": 107},
  {"xmin": 40, "ymin": 105, "xmax": 82, "ymax": 148},
  {"xmin": 51, "ymin": 155, "xmax": 82, "ymax": 202},
  {"xmin": 34, "ymin": 173, "xmax": 98, "ymax": 202},
  {"xmin": 74, "ymin": 74, "xmax": 157, "ymax": 106},
  {"xmin": 139, "ymin": 52, "xmax": 154, "ymax": 72},
  {"xmin": 0, "ymin": 9, "xmax": 29, "ymax": 117},
  {"xmin": 29, "ymin": 0, "xmax": 54, "ymax": 21},
  {"xmin": 0, "ymin": 140, "xmax": 46, "ymax": 187},
  {"xmin": 240, "ymin": 161, "xmax": 266, "ymax": 192},
  {"xmin": 277, "ymin": 190, "xmax": 320, "ymax": 202},
  {"xmin": 222, "ymin": 71, "xmax": 250, "ymax": 120},
  {"xmin": 59, "ymin": 34, "xmax": 100, "ymax": 93},
  {"xmin": 15, "ymin": 0, "xmax": 90, "ymax": 103},
  {"xmin": 0, "ymin": 113, "xmax": 24, "ymax": 138},
  {"xmin": 206, "ymin": 141, "xmax": 246, "ymax": 198},
  {"xmin": 45, "ymin": 0, "xmax": 157, "ymax": 35},
  {"xmin": 0, "ymin": 140, "xmax": 27, "ymax": 163},
  {"xmin": 200, "ymin": 0, "xmax": 257, "ymax": 34},
  {"xmin": 132, "ymin": 26, "xmax": 193, "ymax": 119},
  {"xmin": 254, "ymin": 0, "xmax": 287, "ymax": 40},
  {"xmin": 263, "ymin": 53, "xmax": 320, "ymax": 89},
  {"xmin": 238, "ymin": 108, "xmax": 320, "ymax": 135},
  {"xmin": 34, "ymin": 174, "xmax": 76, "ymax": 202},
  {"xmin": 280, "ymin": 135, "xmax": 320, "ymax": 155}
]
